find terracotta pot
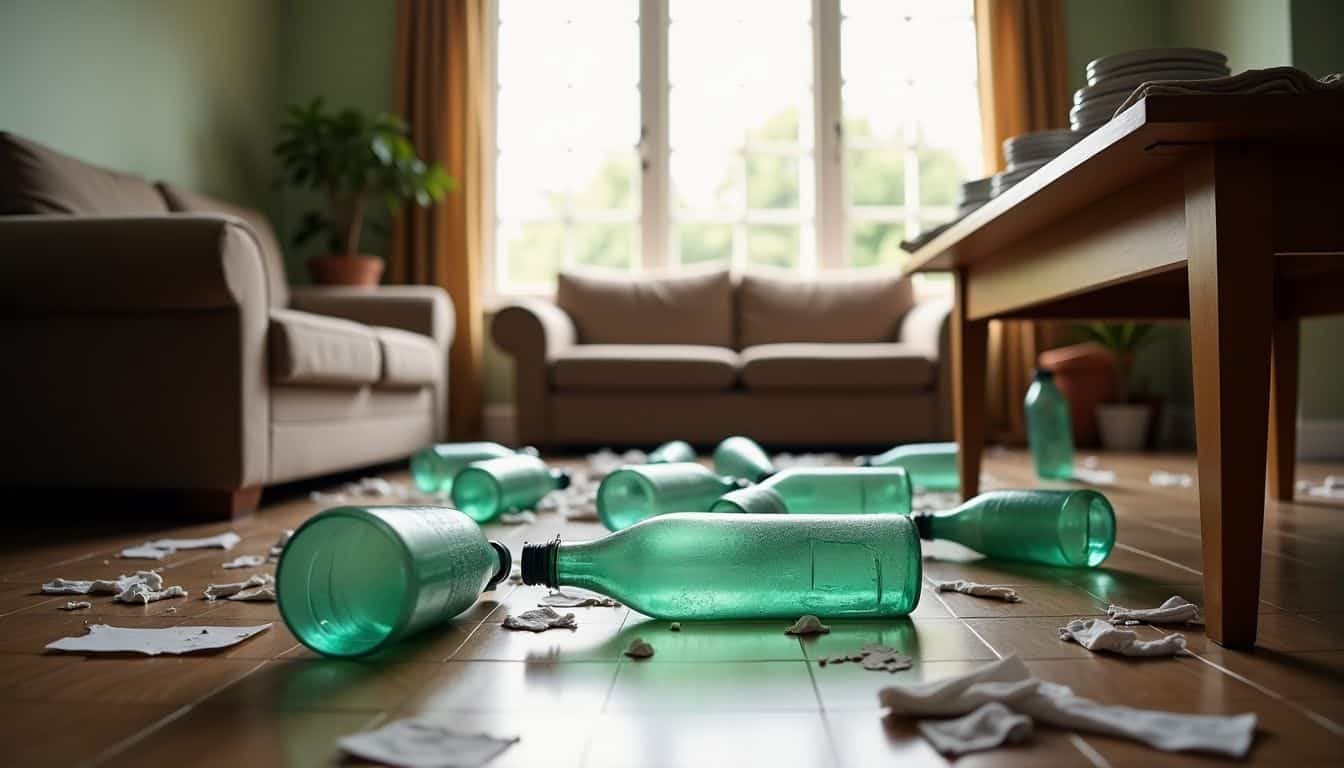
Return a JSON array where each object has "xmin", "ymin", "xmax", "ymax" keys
[
  {"xmin": 1038, "ymin": 342, "xmax": 1115, "ymax": 447},
  {"xmin": 307, "ymin": 254, "xmax": 384, "ymax": 286}
]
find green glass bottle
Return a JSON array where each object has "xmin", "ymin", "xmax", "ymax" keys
[
  {"xmin": 1025, "ymin": 369, "xmax": 1074, "ymax": 480},
  {"xmin": 709, "ymin": 467, "xmax": 913, "ymax": 516},
  {"xmin": 597, "ymin": 463, "xmax": 743, "ymax": 531},
  {"xmin": 911, "ymin": 489, "xmax": 1115, "ymax": 567},
  {"xmin": 647, "ymin": 440, "xmax": 696, "ymax": 464},
  {"xmin": 450, "ymin": 455, "xmax": 570, "ymax": 524},
  {"xmin": 277, "ymin": 506, "xmax": 510, "ymax": 658},
  {"xmin": 409, "ymin": 442, "xmax": 539, "ymax": 494},
  {"xmin": 712, "ymin": 435, "xmax": 775, "ymax": 483},
  {"xmin": 521, "ymin": 513, "xmax": 922, "ymax": 619},
  {"xmin": 856, "ymin": 442, "xmax": 960, "ymax": 491}
]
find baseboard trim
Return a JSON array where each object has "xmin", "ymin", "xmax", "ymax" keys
[
  {"xmin": 483, "ymin": 403, "xmax": 517, "ymax": 446},
  {"xmin": 1298, "ymin": 418, "xmax": 1344, "ymax": 460}
]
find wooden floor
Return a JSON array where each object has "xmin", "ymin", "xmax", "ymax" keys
[{"xmin": 1, "ymin": 450, "xmax": 1341, "ymax": 767}]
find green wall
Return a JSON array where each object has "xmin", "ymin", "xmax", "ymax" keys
[
  {"xmin": 1064, "ymin": 0, "xmax": 1168, "ymax": 92},
  {"xmin": 0, "ymin": 0, "xmax": 280, "ymax": 218}
]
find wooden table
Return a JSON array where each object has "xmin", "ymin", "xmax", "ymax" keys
[{"xmin": 908, "ymin": 93, "xmax": 1344, "ymax": 648}]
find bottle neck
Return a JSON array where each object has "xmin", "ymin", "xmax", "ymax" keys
[{"xmin": 520, "ymin": 536, "xmax": 560, "ymax": 588}]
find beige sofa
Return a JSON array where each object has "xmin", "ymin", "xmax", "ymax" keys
[
  {"xmin": 0, "ymin": 133, "xmax": 453, "ymax": 517},
  {"xmin": 493, "ymin": 268, "xmax": 952, "ymax": 447}
]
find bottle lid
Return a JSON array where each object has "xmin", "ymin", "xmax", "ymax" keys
[
  {"xmin": 853, "ymin": 455, "xmax": 872, "ymax": 467},
  {"xmin": 485, "ymin": 541, "xmax": 512, "ymax": 591},
  {"xmin": 1032, "ymin": 368, "xmax": 1055, "ymax": 380},
  {"xmin": 551, "ymin": 469, "xmax": 572, "ymax": 490}
]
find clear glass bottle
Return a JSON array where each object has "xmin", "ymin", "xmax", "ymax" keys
[
  {"xmin": 712, "ymin": 435, "xmax": 775, "ymax": 483},
  {"xmin": 1025, "ymin": 369, "xmax": 1074, "ymax": 480},
  {"xmin": 647, "ymin": 440, "xmax": 696, "ymax": 464},
  {"xmin": 451, "ymin": 454, "xmax": 570, "ymax": 523},
  {"xmin": 855, "ymin": 442, "xmax": 960, "ymax": 491},
  {"xmin": 409, "ymin": 442, "xmax": 539, "ymax": 494},
  {"xmin": 522, "ymin": 513, "xmax": 922, "ymax": 619},
  {"xmin": 277, "ymin": 506, "xmax": 510, "ymax": 658},
  {"xmin": 912, "ymin": 489, "xmax": 1115, "ymax": 567},
  {"xmin": 709, "ymin": 467, "xmax": 913, "ymax": 516},
  {"xmin": 597, "ymin": 462, "xmax": 743, "ymax": 531}
]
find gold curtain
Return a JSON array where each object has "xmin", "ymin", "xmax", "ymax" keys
[
  {"xmin": 974, "ymin": 0, "xmax": 1070, "ymax": 442},
  {"xmin": 392, "ymin": 0, "xmax": 486, "ymax": 439}
]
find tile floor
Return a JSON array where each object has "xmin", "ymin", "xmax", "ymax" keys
[{"xmin": 1, "ymin": 450, "xmax": 1341, "ymax": 767}]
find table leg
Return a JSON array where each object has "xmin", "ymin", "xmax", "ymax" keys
[
  {"xmin": 952, "ymin": 267, "xmax": 988, "ymax": 501},
  {"xmin": 1267, "ymin": 316, "xmax": 1300, "ymax": 501},
  {"xmin": 1185, "ymin": 144, "xmax": 1274, "ymax": 649}
]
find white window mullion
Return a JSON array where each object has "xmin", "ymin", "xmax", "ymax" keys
[
  {"xmin": 813, "ymin": 0, "xmax": 844, "ymax": 270},
  {"xmin": 639, "ymin": 0, "xmax": 670, "ymax": 272}
]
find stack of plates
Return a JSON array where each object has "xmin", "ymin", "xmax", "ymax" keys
[
  {"xmin": 990, "ymin": 130, "xmax": 1081, "ymax": 197},
  {"xmin": 956, "ymin": 176, "xmax": 993, "ymax": 217},
  {"xmin": 1072, "ymin": 48, "xmax": 1229, "ymax": 133}
]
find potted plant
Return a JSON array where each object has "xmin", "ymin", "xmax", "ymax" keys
[
  {"xmin": 275, "ymin": 98, "xmax": 455, "ymax": 286},
  {"xmin": 1077, "ymin": 322, "xmax": 1161, "ymax": 451}
]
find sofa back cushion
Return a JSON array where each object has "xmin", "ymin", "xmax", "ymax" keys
[
  {"xmin": 556, "ymin": 268, "xmax": 733, "ymax": 347},
  {"xmin": 157, "ymin": 182, "xmax": 290, "ymax": 308},
  {"xmin": 737, "ymin": 270, "xmax": 915, "ymax": 347},
  {"xmin": 0, "ymin": 132, "xmax": 169, "ymax": 216}
]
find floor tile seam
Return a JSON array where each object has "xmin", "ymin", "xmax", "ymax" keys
[
  {"xmin": 1112, "ymin": 543, "xmax": 1203, "ymax": 577},
  {"xmin": 1134, "ymin": 519, "xmax": 1324, "ymax": 566},
  {"xmin": 801, "ymin": 643, "xmax": 845, "ymax": 765},
  {"xmin": 1068, "ymin": 733, "xmax": 1115, "ymax": 768}
]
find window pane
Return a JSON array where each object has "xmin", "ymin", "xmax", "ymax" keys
[
  {"xmin": 847, "ymin": 148, "xmax": 905, "ymax": 206},
  {"xmin": 917, "ymin": 146, "xmax": 968, "ymax": 207},
  {"xmin": 672, "ymin": 149, "xmax": 743, "ymax": 213},
  {"xmin": 747, "ymin": 154, "xmax": 800, "ymax": 210},
  {"xmin": 850, "ymin": 221, "xmax": 906, "ymax": 268},
  {"xmin": 503, "ymin": 222, "xmax": 564, "ymax": 288},
  {"xmin": 678, "ymin": 222, "xmax": 733, "ymax": 266},
  {"xmin": 575, "ymin": 224, "xmax": 635, "ymax": 270},
  {"xmin": 748, "ymin": 225, "xmax": 799, "ymax": 268},
  {"xmin": 572, "ymin": 152, "xmax": 639, "ymax": 212}
]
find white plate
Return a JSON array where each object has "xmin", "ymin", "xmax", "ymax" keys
[
  {"xmin": 1088, "ymin": 59, "xmax": 1228, "ymax": 87},
  {"xmin": 1087, "ymin": 47, "xmax": 1226, "ymax": 79}
]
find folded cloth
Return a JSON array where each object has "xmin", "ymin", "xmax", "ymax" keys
[
  {"xmin": 917, "ymin": 702, "xmax": 1034, "ymax": 756},
  {"xmin": 1115, "ymin": 66, "xmax": 1344, "ymax": 115},
  {"xmin": 879, "ymin": 656, "xmax": 1256, "ymax": 758},
  {"xmin": 502, "ymin": 607, "xmax": 578, "ymax": 632},
  {"xmin": 1059, "ymin": 619, "xmax": 1187, "ymax": 657},
  {"xmin": 931, "ymin": 579, "xmax": 1021, "ymax": 602},
  {"xmin": 1107, "ymin": 596, "xmax": 1200, "ymax": 625}
]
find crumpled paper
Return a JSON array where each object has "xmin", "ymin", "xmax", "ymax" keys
[
  {"xmin": 931, "ymin": 580, "xmax": 1021, "ymax": 602},
  {"xmin": 222, "ymin": 554, "xmax": 266, "ymax": 569},
  {"xmin": 1107, "ymin": 596, "xmax": 1200, "ymax": 626},
  {"xmin": 625, "ymin": 638, "xmax": 655, "ymax": 658},
  {"xmin": 118, "ymin": 532, "xmax": 241, "ymax": 560},
  {"xmin": 204, "ymin": 573, "xmax": 275, "ymax": 602},
  {"xmin": 115, "ymin": 583, "xmax": 188, "ymax": 604},
  {"xmin": 46, "ymin": 623, "xmax": 272, "ymax": 655},
  {"xmin": 1059, "ymin": 618, "xmax": 1187, "ymax": 657},
  {"xmin": 784, "ymin": 615, "xmax": 831, "ymax": 635},
  {"xmin": 538, "ymin": 588, "xmax": 619, "ymax": 608},
  {"xmin": 43, "ymin": 570, "xmax": 162, "ymax": 595},
  {"xmin": 502, "ymin": 607, "xmax": 577, "ymax": 632},
  {"xmin": 338, "ymin": 718, "xmax": 518, "ymax": 768},
  {"xmin": 818, "ymin": 643, "xmax": 913, "ymax": 672}
]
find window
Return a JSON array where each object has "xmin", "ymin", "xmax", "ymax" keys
[{"xmin": 490, "ymin": 0, "xmax": 982, "ymax": 295}]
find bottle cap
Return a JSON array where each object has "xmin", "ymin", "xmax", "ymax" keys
[
  {"xmin": 1032, "ymin": 368, "xmax": 1055, "ymax": 380},
  {"xmin": 853, "ymin": 455, "xmax": 872, "ymax": 466},
  {"xmin": 552, "ymin": 469, "xmax": 572, "ymax": 490},
  {"xmin": 484, "ymin": 541, "xmax": 512, "ymax": 591}
]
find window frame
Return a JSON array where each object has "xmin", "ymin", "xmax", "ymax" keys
[{"xmin": 483, "ymin": 0, "xmax": 978, "ymax": 300}]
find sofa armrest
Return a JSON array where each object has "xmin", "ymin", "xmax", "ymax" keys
[
  {"xmin": 289, "ymin": 285, "xmax": 455, "ymax": 353},
  {"xmin": 899, "ymin": 297, "xmax": 954, "ymax": 438},
  {"xmin": 0, "ymin": 215, "xmax": 271, "ymax": 311},
  {"xmin": 491, "ymin": 299, "xmax": 576, "ymax": 445}
]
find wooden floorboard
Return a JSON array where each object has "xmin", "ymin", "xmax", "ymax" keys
[{"xmin": 0, "ymin": 449, "xmax": 1341, "ymax": 767}]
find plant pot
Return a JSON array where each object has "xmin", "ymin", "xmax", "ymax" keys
[
  {"xmin": 1096, "ymin": 403, "xmax": 1152, "ymax": 452},
  {"xmin": 307, "ymin": 254, "xmax": 384, "ymax": 287}
]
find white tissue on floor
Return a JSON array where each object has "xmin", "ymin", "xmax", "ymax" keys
[
  {"xmin": 310, "ymin": 477, "xmax": 450, "ymax": 506},
  {"xmin": 499, "ymin": 511, "xmax": 537, "ymax": 525},
  {"xmin": 118, "ymin": 532, "xmax": 241, "ymax": 559},
  {"xmin": 338, "ymin": 718, "xmax": 519, "ymax": 768},
  {"xmin": 538, "ymin": 588, "xmax": 619, "ymax": 608},
  {"xmin": 115, "ymin": 583, "xmax": 188, "ymax": 604},
  {"xmin": 586, "ymin": 448, "xmax": 648, "ymax": 477},
  {"xmin": 1149, "ymin": 470, "xmax": 1193, "ymax": 488},
  {"xmin": 785, "ymin": 615, "xmax": 831, "ymax": 635},
  {"xmin": 204, "ymin": 573, "xmax": 274, "ymax": 601},
  {"xmin": 1073, "ymin": 458, "xmax": 1116, "ymax": 485},
  {"xmin": 222, "ymin": 555, "xmax": 266, "ymax": 569},
  {"xmin": 932, "ymin": 580, "xmax": 1021, "ymax": 602},
  {"xmin": 502, "ymin": 607, "xmax": 578, "ymax": 632},
  {"xmin": 1107, "ymin": 596, "xmax": 1200, "ymax": 625},
  {"xmin": 46, "ymin": 623, "xmax": 272, "ymax": 655},
  {"xmin": 818, "ymin": 643, "xmax": 912, "ymax": 672},
  {"xmin": 268, "ymin": 530, "xmax": 293, "ymax": 562},
  {"xmin": 1298, "ymin": 475, "xmax": 1344, "ymax": 500},
  {"xmin": 43, "ymin": 570, "xmax": 163, "ymax": 595},
  {"xmin": 1059, "ymin": 619, "xmax": 1186, "ymax": 657},
  {"xmin": 61, "ymin": 601, "xmax": 92, "ymax": 611},
  {"xmin": 917, "ymin": 702, "xmax": 1034, "ymax": 756},
  {"xmin": 625, "ymin": 637, "xmax": 655, "ymax": 658},
  {"xmin": 878, "ymin": 655, "xmax": 1256, "ymax": 758}
]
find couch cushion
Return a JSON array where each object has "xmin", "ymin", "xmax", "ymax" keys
[
  {"xmin": 0, "ymin": 132, "xmax": 169, "ymax": 215},
  {"xmin": 157, "ymin": 182, "xmax": 290, "ymax": 308},
  {"xmin": 740, "ymin": 343, "xmax": 935, "ymax": 392},
  {"xmin": 552, "ymin": 345, "xmax": 738, "ymax": 391},
  {"xmin": 736, "ymin": 271, "xmax": 915, "ymax": 348},
  {"xmin": 269, "ymin": 308, "xmax": 381, "ymax": 387},
  {"xmin": 556, "ymin": 268, "xmax": 733, "ymax": 347},
  {"xmin": 374, "ymin": 326, "xmax": 440, "ymax": 387}
]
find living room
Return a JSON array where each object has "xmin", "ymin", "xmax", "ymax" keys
[{"xmin": 1, "ymin": 0, "xmax": 1342, "ymax": 766}]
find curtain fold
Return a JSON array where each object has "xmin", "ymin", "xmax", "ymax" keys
[
  {"xmin": 974, "ymin": 0, "xmax": 1070, "ymax": 442},
  {"xmin": 392, "ymin": 0, "xmax": 486, "ymax": 439}
]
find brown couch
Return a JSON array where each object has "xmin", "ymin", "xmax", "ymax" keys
[
  {"xmin": 0, "ymin": 133, "xmax": 454, "ymax": 516},
  {"xmin": 493, "ymin": 268, "xmax": 952, "ymax": 447}
]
